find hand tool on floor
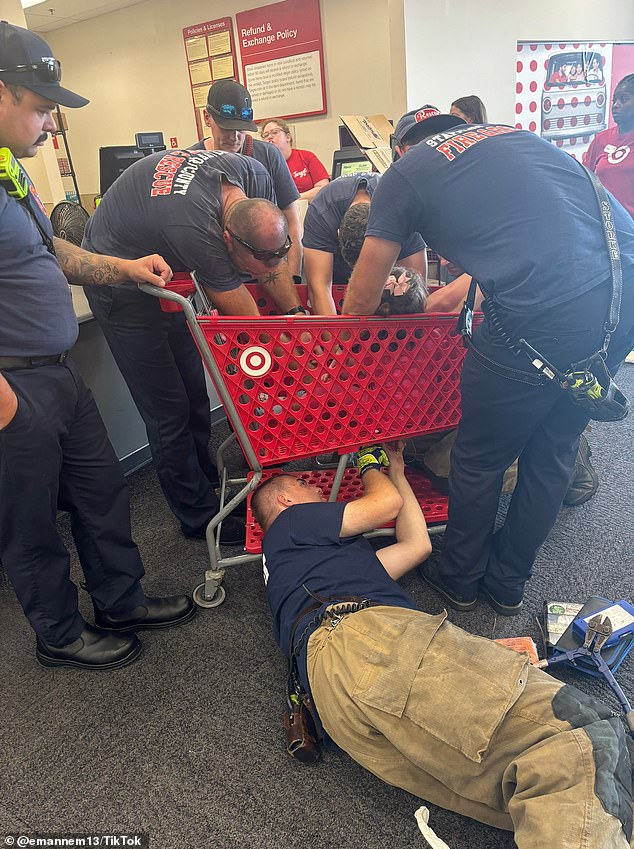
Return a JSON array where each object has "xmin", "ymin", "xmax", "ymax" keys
[{"xmin": 537, "ymin": 613, "xmax": 634, "ymax": 739}]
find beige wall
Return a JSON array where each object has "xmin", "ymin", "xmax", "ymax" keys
[
  {"xmin": 403, "ymin": 0, "xmax": 634, "ymax": 123},
  {"xmin": 38, "ymin": 0, "xmax": 634, "ymax": 202},
  {"xmin": 44, "ymin": 0, "xmax": 406, "ymax": 198}
]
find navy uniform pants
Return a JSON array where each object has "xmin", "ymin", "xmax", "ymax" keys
[
  {"xmin": 84, "ymin": 285, "xmax": 220, "ymax": 537},
  {"xmin": 0, "ymin": 359, "xmax": 146, "ymax": 646},
  {"xmin": 439, "ymin": 273, "xmax": 634, "ymax": 602}
]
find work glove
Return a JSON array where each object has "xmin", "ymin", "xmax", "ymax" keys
[{"xmin": 355, "ymin": 445, "xmax": 390, "ymax": 477}]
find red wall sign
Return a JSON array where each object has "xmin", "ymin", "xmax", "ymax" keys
[{"xmin": 236, "ymin": 0, "xmax": 326, "ymax": 123}]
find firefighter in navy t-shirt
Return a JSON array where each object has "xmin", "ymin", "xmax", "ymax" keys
[
  {"xmin": 302, "ymin": 173, "xmax": 427, "ymax": 315},
  {"xmin": 342, "ymin": 111, "xmax": 634, "ymax": 616},
  {"xmin": 83, "ymin": 150, "xmax": 303, "ymax": 543},
  {"xmin": 190, "ymin": 79, "xmax": 303, "ymax": 279},
  {"xmin": 0, "ymin": 21, "xmax": 196, "ymax": 670}
]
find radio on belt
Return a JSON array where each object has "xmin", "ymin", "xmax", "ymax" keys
[
  {"xmin": 0, "ymin": 146, "xmax": 29, "ymax": 199},
  {"xmin": 572, "ymin": 599, "xmax": 634, "ymax": 648}
]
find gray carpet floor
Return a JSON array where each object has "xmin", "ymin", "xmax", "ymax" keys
[{"xmin": 1, "ymin": 366, "xmax": 633, "ymax": 849}]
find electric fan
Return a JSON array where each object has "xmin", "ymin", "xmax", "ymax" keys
[{"xmin": 50, "ymin": 201, "xmax": 90, "ymax": 246}]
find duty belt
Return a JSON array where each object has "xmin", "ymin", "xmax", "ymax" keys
[
  {"xmin": 456, "ymin": 164, "xmax": 629, "ymax": 421},
  {"xmin": 0, "ymin": 351, "xmax": 69, "ymax": 370}
]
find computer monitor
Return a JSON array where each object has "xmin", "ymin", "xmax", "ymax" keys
[
  {"xmin": 135, "ymin": 131, "xmax": 165, "ymax": 150},
  {"xmin": 99, "ymin": 146, "xmax": 146, "ymax": 195},
  {"xmin": 331, "ymin": 147, "xmax": 374, "ymax": 180},
  {"xmin": 338, "ymin": 125, "xmax": 357, "ymax": 148}
]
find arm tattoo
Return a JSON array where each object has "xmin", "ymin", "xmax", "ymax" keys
[
  {"xmin": 53, "ymin": 238, "xmax": 124, "ymax": 286},
  {"xmin": 261, "ymin": 270, "xmax": 279, "ymax": 286}
]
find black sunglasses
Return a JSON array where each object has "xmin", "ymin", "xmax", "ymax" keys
[
  {"xmin": 217, "ymin": 103, "xmax": 254, "ymax": 121},
  {"xmin": 0, "ymin": 59, "xmax": 61, "ymax": 82},
  {"xmin": 228, "ymin": 229, "xmax": 292, "ymax": 262}
]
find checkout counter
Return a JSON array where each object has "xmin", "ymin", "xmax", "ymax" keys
[{"xmin": 69, "ymin": 286, "xmax": 153, "ymax": 474}]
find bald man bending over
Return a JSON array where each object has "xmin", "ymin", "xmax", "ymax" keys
[{"xmin": 83, "ymin": 150, "xmax": 302, "ymax": 543}]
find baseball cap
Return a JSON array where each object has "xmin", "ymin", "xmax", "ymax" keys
[
  {"xmin": 206, "ymin": 79, "xmax": 257, "ymax": 131},
  {"xmin": 0, "ymin": 21, "xmax": 88, "ymax": 108},
  {"xmin": 392, "ymin": 105, "xmax": 465, "ymax": 148}
]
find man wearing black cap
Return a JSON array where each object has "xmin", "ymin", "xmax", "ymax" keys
[
  {"xmin": 0, "ymin": 21, "xmax": 197, "ymax": 670},
  {"xmin": 343, "ymin": 108, "xmax": 634, "ymax": 616},
  {"xmin": 191, "ymin": 78, "xmax": 303, "ymax": 279},
  {"xmin": 391, "ymin": 104, "xmax": 444, "ymax": 160}
]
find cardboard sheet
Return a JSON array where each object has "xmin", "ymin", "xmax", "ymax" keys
[{"xmin": 339, "ymin": 113, "xmax": 394, "ymax": 173}]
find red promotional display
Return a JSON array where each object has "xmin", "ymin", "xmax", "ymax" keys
[
  {"xmin": 515, "ymin": 40, "xmax": 634, "ymax": 161},
  {"xmin": 236, "ymin": 0, "xmax": 326, "ymax": 122},
  {"xmin": 183, "ymin": 18, "xmax": 238, "ymax": 139}
]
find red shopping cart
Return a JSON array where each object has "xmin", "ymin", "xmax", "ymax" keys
[
  {"xmin": 141, "ymin": 275, "xmax": 474, "ymax": 608},
  {"xmin": 157, "ymin": 273, "xmax": 442, "ymax": 315}
]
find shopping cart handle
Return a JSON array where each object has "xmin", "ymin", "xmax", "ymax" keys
[{"xmin": 138, "ymin": 282, "xmax": 200, "ymax": 321}]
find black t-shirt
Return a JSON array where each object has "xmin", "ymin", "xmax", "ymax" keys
[
  {"xmin": 303, "ymin": 173, "xmax": 426, "ymax": 283},
  {"xmin": 263, "ymin": 501, "xmax": 417, "ymax": 700},
  {"xmin": 0, "ymin": 185, "xmax": 77, "ymax": 356},
  {"xmin": 189, "ymin": 137, "xmax": 299, "ymax": 209},
  {"xmin": 83, "ymin": 150, "xmax": 276, "ymax": 292},
  {"xmin": 367, "ymin": 124, "xmax": 634, "ymax": 311}
]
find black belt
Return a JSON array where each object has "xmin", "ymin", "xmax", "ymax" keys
[{"xmin": 0, "ymin": 352, "xmax": 69, "ymax": 370}]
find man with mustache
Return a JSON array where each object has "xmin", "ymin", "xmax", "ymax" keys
[{"xmin": 0, "ymin": 21, "xmax": 196, "ymax": 670}]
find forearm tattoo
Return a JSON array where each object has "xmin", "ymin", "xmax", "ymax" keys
[
  {"xmin": 261, "ymin": 270, "xmax": 279, "ymax": 286},
  {"xmin": 53, "ymin": 238, "xmax": 123, "ymax": 286}
]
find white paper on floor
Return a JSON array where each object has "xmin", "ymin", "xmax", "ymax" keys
[{"xmin": 414, "ymin": 806, "xmax": 452, "ymax": 849}]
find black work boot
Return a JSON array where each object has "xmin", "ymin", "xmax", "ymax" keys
[{"xmin": 563, "ymin": 433, "xmax": 599, "ymax": 507}]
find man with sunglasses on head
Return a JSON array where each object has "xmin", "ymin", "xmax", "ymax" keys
[
  {"xmin": 0, "ymin": 21, "xmax": 199, "ymax": 670},
  {"xmin": 83, "ymin": 148, "xmax": 304, "ymax": 545},
  {"xmin": 190, "ymin": 79, "xmax": 303, "ymax": 280}
]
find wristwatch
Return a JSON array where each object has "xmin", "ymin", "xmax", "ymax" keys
[{"xmin": 286, "ymin": 305, "xmax": 310, "ymax": 316}]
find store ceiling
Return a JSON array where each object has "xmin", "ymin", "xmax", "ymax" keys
[{"xmin": 24, "ymin": 0, "xmax": 147, "ymax": 33}]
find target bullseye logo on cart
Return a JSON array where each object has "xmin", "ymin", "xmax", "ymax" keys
[{"xmin": 240, "ymin": 346, "xmax": 272, "ymax": 377}]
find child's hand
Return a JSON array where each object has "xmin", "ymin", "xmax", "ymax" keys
[{"xmin": 384, "ymin": 441, "xmax": 405, "ymax": 475}]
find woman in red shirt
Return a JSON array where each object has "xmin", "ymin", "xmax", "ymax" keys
[
  {"xmin": 583, "ymin": 73, "xmax": 634, "ymax": 219},
  {"xmin": 260, "ymin": 118, "xmax": 330, "ymax": 201}
]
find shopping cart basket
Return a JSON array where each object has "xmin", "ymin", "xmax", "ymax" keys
[{"xmin": 141, "ymin": 277, "xmax": 474, "ymax": 608}]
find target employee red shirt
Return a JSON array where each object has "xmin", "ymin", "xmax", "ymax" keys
[
  {"xmin": 286, "ymin": 148, "xmax": 329, "ymax": 193},
  {"xmin": 583, "ymin": 126, "xmax": 634, "ymax": 219}
]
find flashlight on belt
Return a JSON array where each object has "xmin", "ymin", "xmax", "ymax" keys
[{"xmin": 518, "ymin": 338, "xmax": 629, "ymax": 422}]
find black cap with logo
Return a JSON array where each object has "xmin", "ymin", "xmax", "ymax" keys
[
  {"xmin": 393, "ymin": 106, "xmax": 465, "ymax": 148},
  {"xmin": 206, "ymin": 79, "xmax": 257, "ymax": 131},
  {"xmin": 0, "ymin": 20, "xmax": 88, "ymax": 108}
]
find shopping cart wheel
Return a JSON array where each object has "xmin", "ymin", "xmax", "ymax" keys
[{"xmin": 193, "ymin": 583, "xmax": 226, "ymax": 609}]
